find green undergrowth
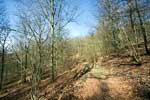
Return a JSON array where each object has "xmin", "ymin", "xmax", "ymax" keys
[{"xmin": 81, "ymin": 65, "xmax": 109, "ymax": 81}]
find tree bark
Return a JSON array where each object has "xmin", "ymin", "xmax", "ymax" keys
[
  {"xmin": 135, "ymin": 0, "xmax": 150, "ymax": 55},
  {"xmin": 50, "ymin": 0, "xmax": 56, "ymax": 82},
  {"xmin": 0, "ymin": 45, "xmax": 5, "ymax": 90},
  {"xmin": 22, "ymin": 44, "xmax": 28, "ymax": 83}
]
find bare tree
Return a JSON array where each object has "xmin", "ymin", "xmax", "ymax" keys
[
  {"xmin": 37, "ymin": 0, "xmax": 77, "ymax": 81},
  {"xmin": 0, "ymin": 0, "xmax": 10, "ymax": 90},
  {"xmin": 126, "ymin": 0, "xmax": 141, "ymax": 64},
  {"xmin": 134, "ymin": 0, "xmax": 150, "ymax": 55},
  {"xmin": 10, "ymin": 0, "xmax": 77, "ymax": 98}
]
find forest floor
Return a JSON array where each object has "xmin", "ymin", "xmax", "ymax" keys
[
  {"xmin": 0, "ymin": 53, "xmax": 150, "ymax": 100},
  {"xmin": 73, "ymin": 54, "xmax": 150, "ymax": 100},
  {"xmin": 51, "ymin": 53, "xmax": 150, "ymax": 100}
]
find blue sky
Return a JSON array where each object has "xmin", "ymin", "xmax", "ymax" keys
[
  {"xmin": 66, "ymin": 0, "xmax": 98, "ymax": 37},
  {"xmin": 5, "ymin": 0, "xmax": 98, "ymax": 37}
]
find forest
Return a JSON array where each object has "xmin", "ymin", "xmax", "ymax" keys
[{"xmin": 0, "ymin": 0, "xmax": 150, "ymax": 100}]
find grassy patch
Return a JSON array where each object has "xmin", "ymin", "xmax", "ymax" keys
[
  {"xmin": 80, "ymin": 66, "xmax": 109, "ymax": 81},
  {"xmin": 90, "ymin": 67, "xmax": 109, "ymax": 77}
]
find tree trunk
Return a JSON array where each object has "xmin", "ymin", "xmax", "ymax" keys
[
  {"xmin": 128, "ymin": 0, "xmax": 135, "ymax": 35},
  {"xmin": 0, "ymin": 45, "xmax": 5, "ymax": 90},
  {"xmin": 112, "ymin": 30, "xmax": 118, "ymax": 49},
  {"xmin": 127, "ymin": 0, "xmax": 141, "ymax": 64},
  {"xmin": 50, "ymin": 0, "xmax": 56, "ymax": 82},
  {"xmin": 38, "ymin": 43, "xmax": 42, "ymax": 81},
  {"xmin": 23, "ymin": 45, "xmax": 28, "ymax": 83},
  {"xmin": 31, "ymin": 64, "xmax": 38, "ymax": 99},
  {"xmin": 135, "ymin": 0, "xmax": 150, "ymax": 55}
]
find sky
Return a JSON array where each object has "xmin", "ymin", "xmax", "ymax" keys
[{"xmin": 5, "ymin": 0, "xmax": 98, "ymax": 37}]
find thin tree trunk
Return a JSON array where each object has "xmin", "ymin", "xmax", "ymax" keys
[
  {"xmin": 50, "ymin": 0, "xmax": 56, "ymax": 82},
  {"xmin": 38, "ymin": 43, "xmax": 42, "ymax": 81},
  {"xmin": 127, "ymin": 0, "xmax": 141, "ymax": 64},
  {"xmin": 112, "ymin": 30, "xmax": 117, "ymax": 49},
  {"xmin": 31, "ymin": 64, "xmax": 38, "ymax": 99},
  {"xmin": 135, "ymin": 0, "xmax": 150, "ymax": 55},
  {"xmin": 128, "ymin": 1, "xmax": 135, "ymax": 35},
  {"xmin": 38, "ymin": 33, "xmax": 43, "ymax": 81},
  {"xmin": 0, "ymin": 45, "xmax": 5, "ymax": 90},
  {"xmin": 23, "ymin": 45, "xmax": 28, "ymax": 82}
]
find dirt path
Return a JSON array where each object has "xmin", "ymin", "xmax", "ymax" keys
[{"xmin": 74, "ymin": 66, "xmax": 140, "ymax": 100}]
